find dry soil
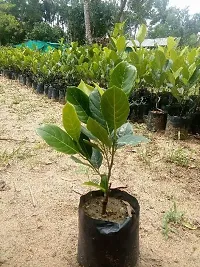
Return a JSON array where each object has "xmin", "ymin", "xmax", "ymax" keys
[{"xmin": 0, "ymin": 77, "xmax": 200, "ymax": 267}]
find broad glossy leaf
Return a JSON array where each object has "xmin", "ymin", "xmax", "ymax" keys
[
  {"xmin": 79, "ymin": 132, "xmax": 92, "ymax": 159},
  {"xmin": 87, "ymin": 117, "xmax": 111, "ymax": 147},
  {"xmin": 81, "ymin": 126, "xmax": 97, "ymax": 141},
  {"xmin": 136, "ymin": 24, "xmax": 147, "ymax": 44},
  {"xmin": 83, "ymin": 140, "xmax": 102, "ymax": 152},
  {"xmin": 90, "ymin": 148, "xmax": 103, "ymax": 169},
  {"xmin": 78, "ymin": 80, "xmax": 94, "ymax": 96},
  {"xmin": 173, "ymin": 67, "xmax": 183, "ymax": 79},
  {"xmin": 155, "ymin": 50, "xmax": 166, "ymax": 70},
  {"xmin": 89, "ymin": 89, "xmax": 106, "ymax": 128},
  {"xmin": 116, "ymin": 36, "xmax": 126, "ymax": 53},
  {"xmin": 109, "ymin": 62, "xmax": 137, "ymax": 97},
  {"xmin": 93, "ymin": 83, "xmax": 105, "ymax": 96},
  {"xmin": 101, "ymin": 86, "xmax": 129, "ymax": 131},
  {"xmin": 189, "ymin": 66, "xmax": 200, "ymax": 85},
  {"xmin": 171, "ymin": 87, "xmax": 181, "ymax": 102},
  {"xmin": 62, "ymin": 103, "xmax": 81, "ymax": 142},
  {"xmin": 67, "ymin": 87, "xmax": 90, "ymax": 123},
  {"xmin": 83, "ymin": 181, "xmax": 105, "ymax": 192},
  {"xmin": 188, "ymin": 49, "xmax": 196, "ymax": 65},
  {"xmin": 188, "ymin": 63, "xmax": 196, "ymax": 77},
  {"xmin": 167, "ymin": 72, "xmax": 175, "ymax": 86},
  {"xmin": 36, "ymin": 124, "xmax": 79, "ymax": 154},
  {"xmin": 167, "ymin": 37, "xmax": 177, "ymax": 51},
  {"xmin": 117, "ymin": 134, "xmax": 148, "ymax": 147}
]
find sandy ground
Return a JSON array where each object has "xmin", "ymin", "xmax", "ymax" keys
[{"xmin": 0, "ymin": 76, "xmax": 200, "ymax": 267}]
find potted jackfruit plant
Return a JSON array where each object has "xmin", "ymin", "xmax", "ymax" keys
[{"xmin": 36, "ymin": 61, "xmax": 148, "ymax": 267}]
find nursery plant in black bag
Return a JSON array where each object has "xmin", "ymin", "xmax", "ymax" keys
[{"xmin": 36, "ymin": 61, "xmax": 148, "ymax": 267}]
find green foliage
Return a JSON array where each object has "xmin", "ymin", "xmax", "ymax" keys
[
  {"xmin": 136, "ymin": 24, "xmax": 147, "ymax": 45},
  {"xmin": 26, "ymin": 22, "xmax": 65, "ymax": 43},
  {"xmin": 36, "ymin": 61, "xmax": 148, "ymax": 214},
  {"xmin": 0, "ymin": 13, "xmax": 24, "ymax": 45},
  {"xmin": 109, "ymin": 61, "xmax": 137, "ymax": 97},
  {"xmin": 101, "ymin": 86, "xmax": 130, "ymax": 131}
]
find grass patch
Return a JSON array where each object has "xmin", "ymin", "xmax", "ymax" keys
[{"xmin": 166, "ymin": 147, "xmax": 190, "ymax": 167}]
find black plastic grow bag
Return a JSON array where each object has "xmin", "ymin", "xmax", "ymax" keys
[{"xmin": 78, "ymin": 189, "xmax": 140, "ymax": 267}]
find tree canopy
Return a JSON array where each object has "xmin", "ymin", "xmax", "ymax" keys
[{"xmin": 0, "ymin": 0, "xmax": 199, "ymax": 46}]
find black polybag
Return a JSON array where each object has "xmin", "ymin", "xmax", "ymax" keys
[{"xmin": 77, "ymin": 189, "xmax": 140, "ymax": 267}]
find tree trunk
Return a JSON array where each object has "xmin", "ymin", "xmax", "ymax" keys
[
  {"xmin": 117, "ymin": 0, "xmax": 128, "ymax": 23},
  {"xmin": 83, "ymin": 0, "xmax": 92, "ymax": 44}
]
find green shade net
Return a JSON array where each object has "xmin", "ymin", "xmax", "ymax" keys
[{"xmin": 15, "ymin": 40, "xmax": 60, "ymax": 51}]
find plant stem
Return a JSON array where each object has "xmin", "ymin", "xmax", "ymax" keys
[
  {"xmin": 101, "ymin": 140, "xmax": 116, "ymax": 215},
  {"xmin": 102, "ymin": 190, "xmax": 109, "ymax": 215}
]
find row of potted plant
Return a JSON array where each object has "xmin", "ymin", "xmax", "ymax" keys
[{"xmin": 0, "ymin": 23, "xmax": 200, "ymax": 138}]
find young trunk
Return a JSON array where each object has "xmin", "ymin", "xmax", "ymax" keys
[{"xmin": 83, "ymin": 0, "xmax": 92, "ymax": 44}]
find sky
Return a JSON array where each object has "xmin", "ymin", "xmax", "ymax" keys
[{"xmin": 169, "ymin": 0, "xmax": 200, "ymax": 14}]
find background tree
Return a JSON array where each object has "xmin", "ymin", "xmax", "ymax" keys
[
  {"xmin": 0, "ymin": 0, "xmax": 200, "ymax": 46},
  {"xmin": 83, "ymin": 0, "xmax": 92, "ymax": 44},
  {"xmin": 26, "ymin": 22, "xmax": 66, "ymax": 42},
  {"xmin": 0, "ymin": 0, "xmax": 24, "ymax": 45}
]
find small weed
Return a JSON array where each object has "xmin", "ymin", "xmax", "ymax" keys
[
  {"xmin": 166, "ymin": 147, "xmax": 190, "ymax": 167},
  {"xmin": 162, "ymin": 202, "xmax": 198, "ymax": 239},
  {"xmin": 162, "ymin": 202, "xmax": 184, "ymax": 238}
]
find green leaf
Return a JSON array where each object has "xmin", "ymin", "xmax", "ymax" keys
[
  {"xmin": 89, "ymin": 89, "xmax": 107, "ymax": 128},
  {"xmin": 62, "ymin": 103, "xmax": 81, "ymax": 142},
  {"xmin": 36, "ymin": 124, "xmax": 79, "ymax": 154},
  {"xmin": 188, "ymin": 49, "xmax": 196, "ymax": 65},
  {"xmin": 136, "ymin": 24, "xmax": 147, "ymax": 44},
  {"xmin": 189, "ymin": 66, "xmax": 200, "ymax": 85},
  {"xmin": 83, "ymin": 181, "xmax": 105, "ymax": 192},
  {"xmin": 90, "ymin": 148, "xmax": 103, "ymax": 169},
  {"xmin": 79, "ymin": 132, "xmax": 92, "ymax": 159},
  {"xmin": 155, "ymin": 50, "xmax": 166, "ymax": 70},
  {"xmin": 87, "ymin": 117, "xmax": 111, "ymax": 147},
  {"xmin": 93, "ymin": 82, "xmax": 105, "ymax": 96},
  {"xmin": 188, "ymin": 63, "xmax": 196, "ymax": 77},
  {"xmin": 78, "ymin": 80, "xmax": 94, "ymax": 96},
  {"xmin": 117, "ymin": 134, "xmax": 148, "ymax": 147},
  {"xmin": 83, "ymin": 140, "xmax": 102, "ymax": 152},
  {"xmin": 116, "ymin": 36, "xmax": 126, "ymax": 53},
  {"xmin": 109, "ymin": 62, "xmax": 137, "ymax": 97},
  {"xmin": 171, "ymin": 87, "xmax": 181, "ymax": 102},
  {"xmin": 167, "ymin": 72, "xmax": 175, "ymax": 86},
  {"xmin": 101, "ymin": 86, "xmax": 129, "ymax": 132},
  {"xmin": 81, "ymin": 126, "xmax": 97, "ymax": 141},
  {"xmin": 167, "ymin": 37, "xmax": 177, "ymax": 51},
  {"xmin": 116, "ymin": 122, "xmax": 133, "ymax": 138},
  {"xmin": 100, "ymin": 175, "xmax": 109, "ymax": 192},
  {"xmin": 67, "ymin": 87, "xmax": 90, "ymax": 123},
  {"xmin": 173, "ymin": 67, "xmax": 183, "ymax": 79}
]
